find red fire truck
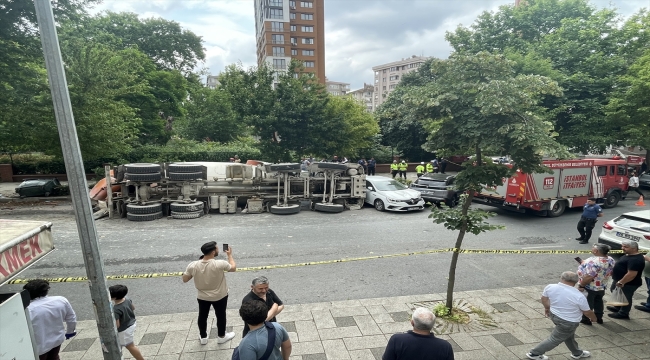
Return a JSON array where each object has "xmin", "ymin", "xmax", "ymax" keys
[{"xmin": 473, "ymin": 156, "xmax": 646, "ymax": 217}]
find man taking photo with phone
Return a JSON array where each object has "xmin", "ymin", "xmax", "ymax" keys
[{"xmin": 183, "ymin": 241, "xmax": 236, "ymax": 345}]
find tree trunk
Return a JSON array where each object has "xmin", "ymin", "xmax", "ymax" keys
[{"xmin": 445, "ymin": 187, "xmax": 475, "ymax": 310}]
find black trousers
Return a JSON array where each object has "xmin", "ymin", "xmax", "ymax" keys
[
  {"xmin": 39, "ymin": 345, "xmax": 61, "ymax": 360},
  {"xmin": 609, "ymin": 283, "xmax": 640, "ymax": 316},
  {"xmin": 583, "ymin": 288, "xmax": 605, "ymax": 320},
  {"xmin": 629, "ymin": 186, "xmax": 644, "ymax": 197},
  {"xmin": 577, "ymin": 217, "xmax": 597, "ymax": 241},
  {"xmin": 368, "ymin": 167, "xmax": 375, "ymax": 176},
  {"xmin": 399, "ymin": 170, "xmax": 406, "ymax": 178},
  {"xmin": 197, "ymin": 295, "xmax": 228, "ymax": 338},
  {"xmin": 391, "ymin": 170, "xmax": 398, "ymax": 178}
]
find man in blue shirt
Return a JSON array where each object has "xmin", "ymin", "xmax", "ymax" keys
[{"xmin": 576, "ymin": 198, "xmax": 603, "ymax": 244}]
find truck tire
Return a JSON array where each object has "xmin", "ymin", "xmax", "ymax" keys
[
  {"xmin": 168, "ymin": 172, "xmax": 203, "ymax": 181},
  {"xmin": 167, "ymin": 163, "xmax": 203, "ymax": 173},
  {"xmin": 124, "ymin": 172, "xmax": 161, "ymax": 182},
  {"xmin": 124, "ymin": 163, "xmax": 160, "ymax": 174},
  {"xmin": 547, "ymin": 200, "xmax": 566, "ymax": 217},
  {"xmin": 171, "ymin": 210, "xmax": 202, "ymax": 219},
  {"xmin": 269, "ymin": 163, "xmax": 301, "ymax": 172},
  {"xmin": 602, "ymin": 191, "xmax": 620, "ymax": 209},
  {"xmin": 269, "ymin": 204, "xmax": 301, "ymax": 215},
  {"xmin": 170, "ymin": 201, "xmax": 204, "ymax": 213},
  {"xmin": 317, "ymin": 163, "xmax": 348, "ymax": 171},
  {"xmin": 314, "ymin": 203, "xmax": 345, "ymax": 213},
  {"xmin": 127, "ymin": 212, "xmax": 163, "ymax": 222},
  {"xmin": 126, "ymin": 203, "xmax": 162, "ymax": 214}
]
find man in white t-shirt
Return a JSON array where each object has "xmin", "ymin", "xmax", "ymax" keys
[
  {"xmin": 628, "ymin": 172, "xmax": 644, "ymax": 197},
  {"xmin": 526, "ymin": 271, "xmax": 596, "ymax": 360},
  {"xmin": 183, "ymin": 241, "xmax": 237, "ymax": 345}
]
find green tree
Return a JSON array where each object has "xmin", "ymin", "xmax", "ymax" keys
[
  {"xmin": 606, "ymin": 49, "xmax": 650, "ymax": 166},
  {"xmin": 324, "ymin": 96, "xmax": 379, "ymax": 158},
  {"xmin": 180, "ymin": 86, "xmax": 240, "ymax": 143},
  {"xmin": 405, "ymin": 52, "xmax": 566, "ymax": 310},
  {"xmin": 446, "ymin": 0, "xmax": 628, "ymax": 153}
]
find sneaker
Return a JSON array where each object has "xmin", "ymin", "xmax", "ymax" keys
[
  {"xmin": 217, "ymin": 332, "xmax": 235, "ymax": 344},
  {"xmin": 570, "ymin": 350, "xmax": 591, "ymax": 359},
  {"xmin": 575, "ymin": 237, "xmax": 584, "ymax": 240},
  {"xmin": 634, "ymin": 305, "xmax": 650, "ymax": 313},
  {"xmin": 526, "ymin": 353, "xmax": 549, "ymax": 360},
  {"xmin": 596, "ymin": 318, "xmax": 603, "ymax": 324},
  {"xmin": 200, "ymin": 337, "xmax": 208, "ymax": 345},
  {"xmin": 606, "ymin": 306, "xmax": 619, "ymax": 313}
]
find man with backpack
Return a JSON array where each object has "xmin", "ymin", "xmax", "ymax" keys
[{"xmin": 234, "ymin": 300, "xmax": 292, "ymax": 360}]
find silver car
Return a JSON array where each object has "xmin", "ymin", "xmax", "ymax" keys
[{"xmin": 364, "ymin": 176, "xmax": 425, "ymax": 212}]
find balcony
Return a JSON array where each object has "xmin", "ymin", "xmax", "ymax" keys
[{"xmin": 273, "ymin": 64, "xmax": 287, "ymax": 70}]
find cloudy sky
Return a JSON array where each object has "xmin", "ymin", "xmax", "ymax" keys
[{"xmin": 91, "ymin": 0, "xmax": 647, "ymax": 90}]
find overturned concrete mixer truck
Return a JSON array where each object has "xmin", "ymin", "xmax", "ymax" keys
[{"xmin": 101, "ymin": 160, "xmax": 367, "ymax": 221}]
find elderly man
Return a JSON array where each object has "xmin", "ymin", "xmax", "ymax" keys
[
  {"xmin": 242, "ymin": 276, "xmax": 284, "ymax": 337},
  {"xmin": 577, "ymin": 243, "xmax": 615, "ymax": 324},
  {"xmin": 382, "ymin": 307, "xmax": 454, "ymax": 360},
  {"xmin": 526, "ymin": 271, "xmax": 596, "ymax": 360},
  {"xmin": 607, "ymin": 240, "xmax": 646, "ymax": 319}
]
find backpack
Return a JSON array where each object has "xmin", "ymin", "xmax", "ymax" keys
[{"xmin": 232, "ymin": 322, "xmax": 276, "ymax": 360}]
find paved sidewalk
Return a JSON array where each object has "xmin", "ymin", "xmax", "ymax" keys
[{"xmin": 57, "ymin": 285, "xmax": 650, "ymax": 360}]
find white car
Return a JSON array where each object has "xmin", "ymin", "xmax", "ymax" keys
[
  {"xmin": 365, "ymin": 176, "xmax": 425, "ymax": 212},
  {"xmin": 598, "ymin": 210, "xmax": 650, "ymax": 251}
]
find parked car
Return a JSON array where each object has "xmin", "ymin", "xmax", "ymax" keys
[
  {"xmin": 598, "ymin": 210, "xmax": 650, "ymax": 252},
  {"xmin": 410, "ymin": 173, "xmax": 460, "ymax": 207},
  {"xmin": 639, "ymin": 172, "xmax": 650, "ymax": 189},
  {"xmin": 15, "ymin": 178, "xmax": 62, "ymax": 198},
  {"xmin": 365, "ymin": 176, "xmax": 424, "ymax": 212}
]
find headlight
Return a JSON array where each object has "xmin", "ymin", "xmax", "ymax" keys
[{"xmin": 386, "ymin": 198, "xmax": 398, "ymax": 203}]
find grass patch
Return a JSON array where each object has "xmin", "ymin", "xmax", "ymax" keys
[{"xmin": 432, "ymin": 303, "xmax": 470, "ymax": 324}]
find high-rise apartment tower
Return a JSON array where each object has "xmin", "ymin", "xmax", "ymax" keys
[{"xmin": 254, "ymin": 0, "xmax": 325, "ymax": 83}]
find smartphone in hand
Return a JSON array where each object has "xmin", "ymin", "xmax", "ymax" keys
[
  {"xmin": 574, "ymin": 257, "xmax": 582, "ymax": 264},
  {"xmin": 223, "ymin": 244, "xmax": 229, "ymax": 252}
]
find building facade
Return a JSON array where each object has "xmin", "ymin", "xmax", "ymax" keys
[
  {"xmin": 206, "ymin": 75, "xmax": 220, "ymax": 89},
  {"xmin": 372, "ymin": 55, "xmax": 430, "ymax": 109},
  {"xmin": 349, "ymin": 83, "xmax": 374, "ymax": 112},
  {"xmin": 325, "ymin": 79, "xmax": 350, "ymax": 96},
  {"xmin": 254, "ymin": 0, "xmax": 325, "ymax": 83}
]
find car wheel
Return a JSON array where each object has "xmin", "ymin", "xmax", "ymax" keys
[
  {"xmin": 43, "ymin": 191, "xmax": 50, "ymax": 197},
  {"xmin": 602, "ymin": 192, "xmax": 620, "ymax": 209},
  {"xmin": 269, "ymin": 204, "xmax": 301, "ymax": 214},
  {"xmin": 126, "ymin": 212, "xmax": 163, "ymax": 222},
  {"xmin": 170, "ymin": 201, "xmax": 204, "ymax": 213},
  {"xmin": 124, "ymin": 163, "xmax": 161, "ymax": 174},
  {"xmin": 126, "ymin": 203, "xmax": 162, "ymax": 214},
  {"xmin": 547, "ymin": 200, "xmax": 566, "ymax": 217},
  {"xmin": 314, "ymin": 203, "xmax": 344, "ymax": 213},
  {"xmin": 374, "ymin": 199, "xmax": 385, "ymax": 211},
  {"xmin": 124, "ymin": 172, "xmax": 162, "ymax": 182}
]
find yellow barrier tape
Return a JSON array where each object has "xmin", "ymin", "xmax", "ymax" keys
[{"xmin": 7, "ymin": 248, "xmax": 625, "ymax": 284}]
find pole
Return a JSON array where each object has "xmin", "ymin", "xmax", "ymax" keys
[
  {"xmin": 104, "ymin": 165, "xmax": 113, "ymax": 219},
  {"xmin": 32, "ymin": 1, "xmax": 122, "ymax": 359}
]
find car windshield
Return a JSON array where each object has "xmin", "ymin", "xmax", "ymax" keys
[
  {"xmin": 613, "ymin": 216, "xmax": 650, "ymax": 233},
  {"xmin": 373, "ymin": 180, "xmax": 407, "ymax": 191}
]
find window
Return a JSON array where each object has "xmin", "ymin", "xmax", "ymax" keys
[
  {"xmin": 271, "ymin": 21, "xmax": 284, "ymax": 31},
  {"xmin": 272, "ymin": 46, "xmax": 285, "ymax": 56},
  {"xmin": 382, "ymin": 78, "xmax": 386, "ymax": 82},
  {"xmin": 389, "ymin": 75, "xmax": 399, "ymax": 81},
  {"xmin": 271, "ymin": 34, "xmax": 284, "ymax": 44},
  {"xmin": 273, "ymin": 59, "xmax": 286, "ymax": 69},
  {"xmin": 610, "ymin": 166, "xmax": 615, "ymax": 176},
  {"xmin": 289, "ymin": 0, "xmax": 296, "ymax": 7},
  {"xmin": 269, "ymin": 9, "xmax": 283, "ymax": 19},
  {"xmin": 269, "ymin": 0, "xmax": 282, "ymax": 7},
  {"xmin": 302, "ymin": 50, "xmax": 314, "ymax": 56},
  {"xmin": 290, "ymin": 12, "xmax": 296, "ymax": 19},
  {"xmin": 304, "ymin": 61, "xmax": 315, "ymax": 67},
  {"xmin": 389, "ymin": 84, "xmax": 396, "ymax": 89},
  {"xmin": 290, "ymin": 25, "xmax": 296, "ymax": 31},
  {"xmin": 290, "ymin": 37, "xmax": 297, "ymax": 45},
  {"xmin": 291, "ymin": 49, "xmax": 297, "ymax": 55},
  {"xmin": 301, "ymin": 13, "xmax": 313, "ymax": 20},
  {"xmin": 389, "ymin": 66, "xmax": 397, "ymax": 72},
  {"xmin": 617, "ymin": 165, "xmax": 627, "ymax": 175},
  {"xmin": 383, "ymin": 69, "xmax": 386, "ymax": 73},
  {"xmin": 301, "ymin": 1, "xmax": 313, "ymax": 8},
  {"xmin": 302, "ymin": 38, "xmax": 314, "ymax": 44},
  {"xmin": 375, "ymin": 71, "xmax": 379, "ymax": 76},
  {"xmin": 374, "ymin": 79, "xmax": 378, "ymax": 84},
  {"xmin": 301, "ymin": 26, "xmax": 314, "ymax": 32},
  {"xmin": 382, "ymin": 86, "xmax": 386, "ymax": 90},
  {"xmin": 597, "ymin": 166, "xmax": 607, "ymax": 177}
]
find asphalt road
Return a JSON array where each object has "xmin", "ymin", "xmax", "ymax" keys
[{"xmin": 1, "ymin": 197, "xmax": 646, "ymax": 320}]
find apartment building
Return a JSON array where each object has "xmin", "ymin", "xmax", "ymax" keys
[
  {"xmin": 372, "ymin": 55, "xmax": 430, "ymax": 109},
  {"xmin": 326, "ymin": 79, "xmax": 350, "ymax": 96},
  {"xmin": 206, "ymin": 75, "xmax": 220, "ymax": 89},
  {"xmin": 349, "ymin": 83, "xmax": 374, "ymax": 112},
  {"xmin": 254, "ymin": 0, "xmax": 325, "ymax": 83}
]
